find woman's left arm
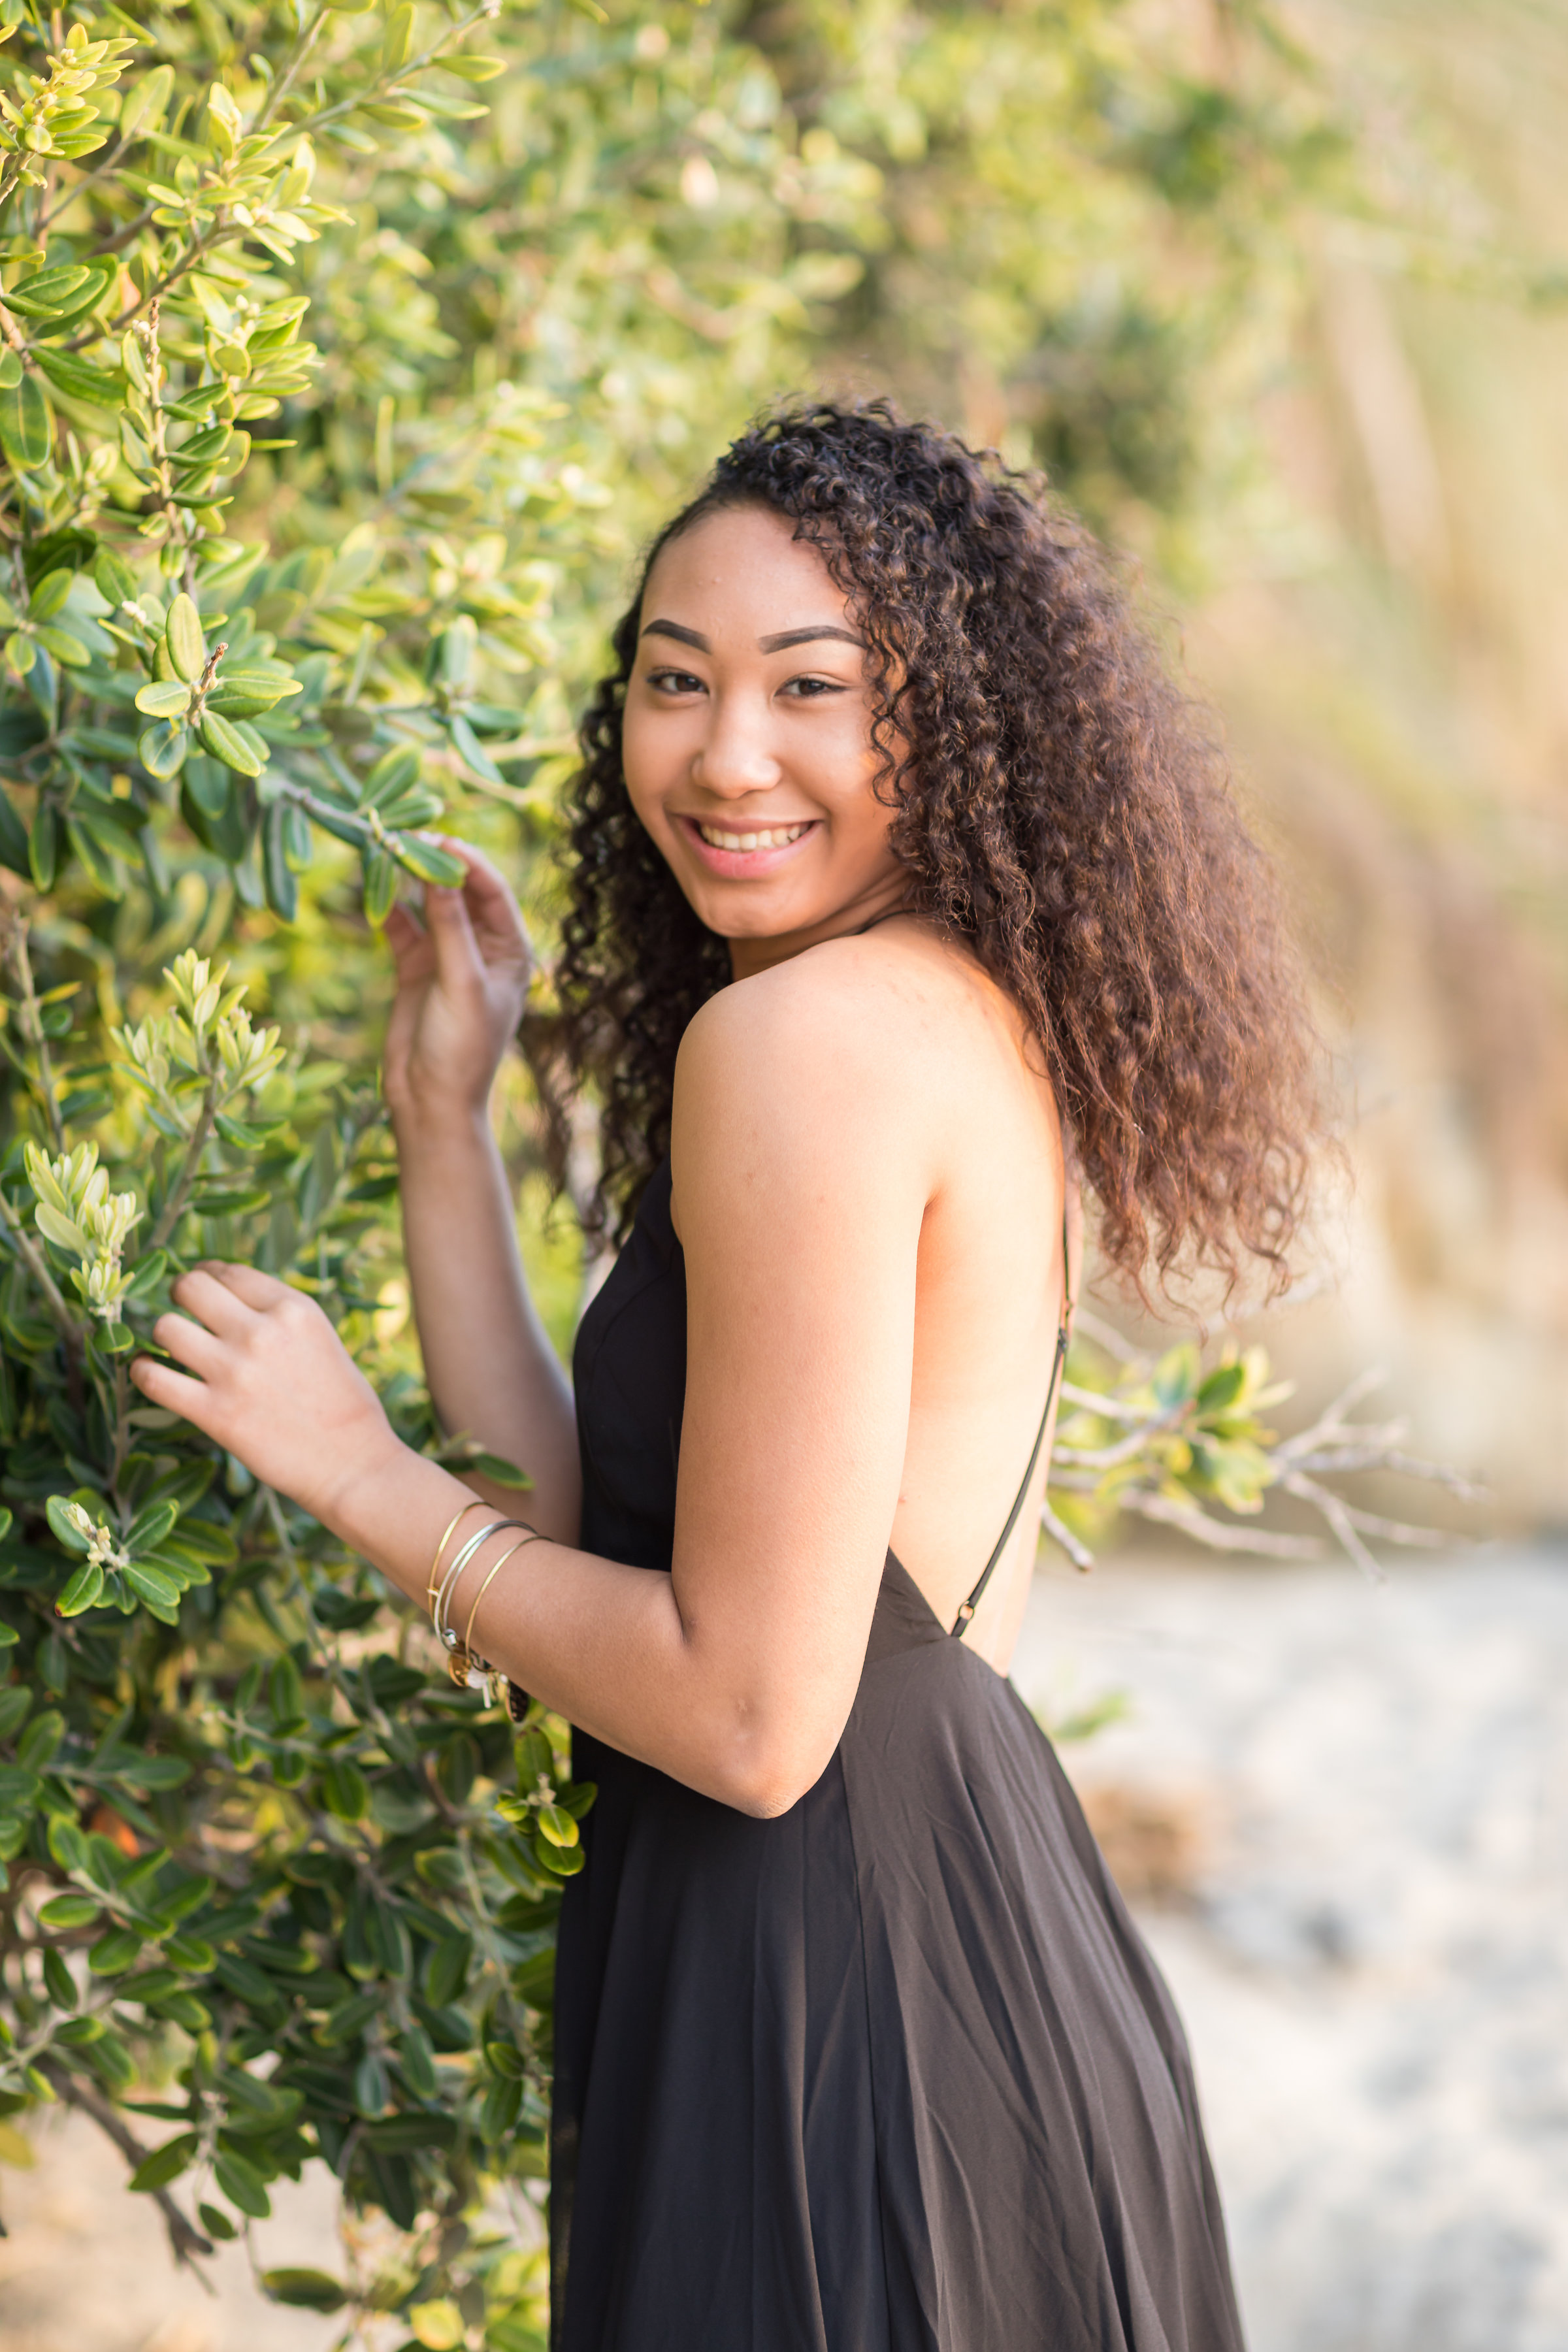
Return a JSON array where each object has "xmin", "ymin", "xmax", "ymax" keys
[{"xmin": 131, "ymin": 951, "xmax": 933, "ymax": 1815}]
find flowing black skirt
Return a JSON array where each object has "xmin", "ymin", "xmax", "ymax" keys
[{"xmin": 550, "ymin": 1553, "xmax": 1245, "ymax": 2351}]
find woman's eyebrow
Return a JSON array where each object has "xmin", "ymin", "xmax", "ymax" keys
[
  {"xmin": 757, "ymin": 625, "xmax": 862, "ymax": 653},
  {"xmin": 642, "ymin": 619, "xmax": 710, "ymax": 650},
  {"xmin": 638, "ymin": 619, "xmax": 864, "ymax": 654}
]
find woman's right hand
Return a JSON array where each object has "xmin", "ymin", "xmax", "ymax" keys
[{"xmin": 382, "ymin": 838, "xmax": 535, "ymax": 1134}]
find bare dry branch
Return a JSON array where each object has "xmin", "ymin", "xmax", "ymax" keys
[
  {"xmin": 1126, "ymin": 1492, "xmax": 1324, "ymax": 1557},
  {"xmin": 1040, "ymin": 1497, "xmax": 1095, "ymax": 1571}
]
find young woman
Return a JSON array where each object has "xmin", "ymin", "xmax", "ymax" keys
[{"xmin": 135, "ymin": 402, "xmax": 1316, "ymax": 2349}]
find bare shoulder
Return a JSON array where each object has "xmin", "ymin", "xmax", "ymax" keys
[
  {"xmin": 671, "ymin": 925, "xmax": 988, "ymax": 1233},
  {"xmin": 677, "ymin": 925, "xmax": 982, "ymax": 1147}
]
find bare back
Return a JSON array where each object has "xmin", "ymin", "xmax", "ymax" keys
[{"xmin": 672, "ymin": 913, "xmax": 1071, "ymax": 1686}]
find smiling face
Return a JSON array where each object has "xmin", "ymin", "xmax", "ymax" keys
[{"xmin": 621, "ymin": 503, "xmax": 907, "ymax": 977}]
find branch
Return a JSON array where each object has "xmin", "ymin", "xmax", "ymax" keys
[
  {"xmin": 0, "ymin": 1183, "xmax": 80, "ymax": 1341},
  {"xmin": 5, "ymin": 916, "xmax": 66, "ymax": 1149},
  {"xmin": 1064, "ymin": 1305, "xmax": 1141, "ymax": 1363},
  {"xmin": 149, "ymin": 1081, "xmax": 220, "ymax": 1249},
  {"xmin": 36, "ymin": 2059, "xmax": 214, "ymax": 2272},
  {"xmin": 1123, "ymin": 1489, "xmax": 1324, "ymax": 1556},
  {"xmin": 1059, "ymin": 1380, "xmax": 1151, "ymax": 1423},
  {"xmin": 1050, "ymin": 1397, "xmax": 1191, "ymax": 1471},
  {"xmin": 1039, "ymin": 1496, "xmax": 1095, "ymax": 1571},
  {"xmin": 251, "ymin": 4, "xmax": 329, "ymax": 136}
]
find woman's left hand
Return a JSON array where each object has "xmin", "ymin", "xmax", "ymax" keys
[{"xmin": 130, "ymin": 1264, "xmax": 402, "ymax": 1527}]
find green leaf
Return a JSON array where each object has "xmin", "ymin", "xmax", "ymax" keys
[
  {"xmin": 0, "ymin": 373, "xmax": 51, "ymax": 470},
  {"xmin": 165, "ymin": 595, "xmax": 205, "ymax": 684},
  {"xmin": 213, "ymin": 2148, "xmax": 271, "ymax": 2219},
  {"xmin": 263, "ymin": 800, "xmax": 299, "ymax": 920},
  {"xmin": 129, "ymin": 2131, "xmax": 197, "ymax": 2191},
  {"xmin": 29, "ymin": 568, "xmax": 73, "ymax": 622},
  {"xmin": 93, "ymin": 547, "xmax": 138, "ymax": 608},
  {"xmin": 263, "ymin": 2270, "xmax": 348, "ymax": 2313},
  {"xmin": 321, "ymin": 1759, "xmax": 368, "ymax": 1821},
  {"xmin": 37, "ymin": 1892, "xmax": 102, "ymax": 1929},
  {"xmin": 1151, "ymin": 1343, "xmax": 1201, "ymax": 1411},
  {"xmin": 33, "ymin": 348, "xmax": 127, "ymax": 405},
  {"xmin": 137, "ymin": 720, "xmax": 188, "ymax": 779},
  {"xmin": 17, "ymin": 1709, "xmax": 63, "ymax": 1771},
  {"xmin": 390, "ymin": 833, "xmax": 466, "ymax": 888},
  {"xmin": 46, "ymin": 1495, "xmax": 97, "ymax": 1554},
  {"xmin": 56, "ymin": 1560, "xmax": 106, "ymax": 1616},
  {"xmin": 127, "ymin": 1499, "xmax": 180, "ymax": 1554},
  {"xmin": 0, "ymin": 782, "xmax": 30, "ymax": 877},
  {"xmin": 135, "ymin": 679, "xmax": 193, "ymax": 719},
  {"xmin": 5, "ymin": 267, "xmax": 91, "ymax": 318},
  {"xmin": 27, "ymin": 796, "xmax": 57, "ymax": 890},
  {"xmin": 124, "ymin": 1560, "xmax": 181, "ymax": 1610},
  {"xmin": 87, "ymin": 1927, "xmax": 143, "ymax": 1975},
  {"xmin": 197, "ymin": 710, "xmax": 263, "ymax": 775},
  {"xmin": 536, "ymin": 1803, "xmax": 579, "ymax": 1848},
  {"xmin": 449, "ymin": 711, "xmax": 505, "ymax": 785},
  {"xmin": 0, "ymin": 1686, "xmax": 30, "ymax": 1738},
  {"xmin": 362, "ymin": 846, "xmax": 397, "ymax": 926}
]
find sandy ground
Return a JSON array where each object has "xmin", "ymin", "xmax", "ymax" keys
[
  {"xmin": 1013, "ymin": 1542, "xmax": 1568, "ymax": 2352},
  {"xmin": 3, "ymin": 1542, "xmax": 1565, "ymax": 2350}
]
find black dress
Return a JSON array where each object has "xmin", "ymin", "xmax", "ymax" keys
[{"xmin": 552, "ymin": 1159, "xmax": 1246, "ymax": 2351}]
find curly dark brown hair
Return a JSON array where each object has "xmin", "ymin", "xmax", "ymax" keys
[{"xmin": 540, "ymin": 399, "xmax": 1320, "ymax": 1303}]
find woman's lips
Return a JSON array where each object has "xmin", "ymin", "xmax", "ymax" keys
[{"xmin": 676, "ymin": 814, "xmax": 819, "ymax": 877}]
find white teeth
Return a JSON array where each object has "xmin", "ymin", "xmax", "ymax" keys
[{"xmin": 696, "ymin": 821, "xmax": 809, "ymax": 852}]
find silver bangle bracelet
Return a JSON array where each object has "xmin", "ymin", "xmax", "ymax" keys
[{"xmin": 433, "ymin": 1518, "xmax": 529, "ymax": 1651}]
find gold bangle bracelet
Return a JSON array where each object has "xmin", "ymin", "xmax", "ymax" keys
[
  {"xmin": 449, "ymin": 1531, "xmax": 542, "ymax": 1690},
  {"xmin": 426, "ymin": 1497, "xmax": 489, "ymax": 1612}
]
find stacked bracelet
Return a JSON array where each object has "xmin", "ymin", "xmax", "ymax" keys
[
  {"xmin": 426, "ymin": 1497, "xmax": 490, "ymax": 1614},
  {"xmin": 432, "ymin": 1518, "xmax": 529, "ymax": 1655},
  {"xmin": 425, "ymin": 1501, "xmax": 544, "ymax": 1707},
  {"xmin": 449, "ymin": 1529, "xmax": 544, "ymax": 1691}
]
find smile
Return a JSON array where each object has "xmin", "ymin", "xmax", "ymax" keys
[
  {"xmin": 696, "ymin": 821, "xmax": 811, "ymax": 851},
  {"xmin": 677, "ymin": 815, "xmax": 820, "ymax": 875}
]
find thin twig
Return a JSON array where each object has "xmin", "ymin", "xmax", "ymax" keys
[
  {"xmin": 1124, "ymin": 1490, "xmax": 1324, "ymax": 1557},
  {"xmin": 0, "ymin": 1183, "xmax": 79, "ymax": 1339},
  {"xmin": 1039, "ymin": 1497, "xmax": 1095, "ymax": 1571},
  {"xmin": 36, "ymin": 2059, "xmax": 214, "ymax": 2272},
  {"xmin": 5, "ymin": 918, "xmax": 66, "ymax": 1149},
  {"xmin": 1050, "ymin": 1397, "xmax": 1191, "ymax": 1471},
  {"xmin": 1065, "ymin": 1305, "xmax": 1140, "ymax": 1362},
  {"xmin": 149, "ymin": 1081, "xmax": 219, "ymax": 1249}
]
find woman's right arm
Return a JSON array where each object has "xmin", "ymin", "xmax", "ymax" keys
[{"xmin": 383, "ymin": 844, "xmax": 581, "ymax": 1544}]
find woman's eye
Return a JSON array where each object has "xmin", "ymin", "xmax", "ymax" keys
[
  {"xmin": 649, "ymin": 668, "xmax": 705, "ymax": 694},
  {"xmin": 779, "ymin": 676, "xmax": 845, "ymax": 699}
]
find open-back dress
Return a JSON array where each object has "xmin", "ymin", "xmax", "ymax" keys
[{"xmin": 550, "ymin": 1157, "xmax": 1247, "ymax": 2351}]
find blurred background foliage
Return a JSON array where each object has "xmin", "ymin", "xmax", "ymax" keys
[{"xmin": 0, "ymin": 0, "xmax": 1560, "ymax": 2341}]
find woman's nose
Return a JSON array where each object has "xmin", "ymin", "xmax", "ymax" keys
[{"xmin": 691, "ymin": 692, "xmax": 780, "ymax": 798}]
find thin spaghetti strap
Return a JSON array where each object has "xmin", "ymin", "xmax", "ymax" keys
[{"xmin": 951, "ymin": 1201, "xmax": 1074, "ymax": 1639}]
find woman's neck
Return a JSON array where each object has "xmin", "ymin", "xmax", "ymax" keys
[{"xmin": 726, "ymin": 872, "xmax": 912, "ymax": 981}]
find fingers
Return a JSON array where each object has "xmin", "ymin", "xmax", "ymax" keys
[
  {"xmin": 419, "ymin": 858, "xmax": 489, "ymax": 994},
  {"xmin": 431, "ymin": 839, "xmax": 532, "ymax": 971},
  {"xmin": 384, "ymin": 900, "xmax": 433, "ymax": 973},
  {"xmin": 192, "ymin": 1260, "xmax": 294, "ymax": 1313},
  {"xmin": 129, "ymin": 1353, "xmax": 217, "ymax": 1429},
  {"xmin": 151, "ymin": 1305, "xmax": 225, "ymax": 1376},
  {"xmin": 169, "ymin": 1264, "xmax": 260, "ymax": 1337}
]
